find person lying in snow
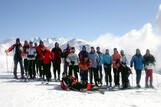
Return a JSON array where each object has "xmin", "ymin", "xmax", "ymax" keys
[{"xmin": 60, "ymin": 73, "xmax": 92, "ymax": 91}]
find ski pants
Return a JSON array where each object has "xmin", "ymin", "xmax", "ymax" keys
[
  {"xmin": 97, "ymin": 65, "xmax": 103, "ymax": 83},
  {"xmin": 145, "ymin": 69, "xmax": 153, "ymax": 85},
  {"xmin": 104, "ymin": 64, "xmax": 112, "ymax": 86},
  {"xmin": 53, "ymin": 63, "xmax": 61, "ymax": 80},
  {"xmin": 69, "ymin": 65, "xmax": 79, "ymax": 79},
  {"xmin": 89, "ymin": 67, "xmax": 98, "ymax": 85},
  {"xmin": 13, "ymin": 58, "xmax": 24, "ymax": 78},
  {"xmin": 80, "ymin": 70, "xmax": 88, "ymax": 84},
  {"xmin": 28, "ymin": 60, "xmax": 36, "ymax": 79},
  {"xmin": 43, "ymin": 63, "xmax": 51, "ymax": 82},
  {"xmin": 113, "ymin": 68, "xmax": 120, "ymax": 86},
  {"xmin": 135, "ymin": 69, "xmax": 142, "ymax": 85}
]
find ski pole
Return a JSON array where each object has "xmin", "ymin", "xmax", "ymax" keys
[{"xmin": 5, "ymin": 52, "xmax": 9, "ymax": 73}]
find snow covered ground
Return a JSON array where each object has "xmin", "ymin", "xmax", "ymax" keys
[{"xmin": 1, "ymin": 67, "xmax": 161, "ymax": 107}]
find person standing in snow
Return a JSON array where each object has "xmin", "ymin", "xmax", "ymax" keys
[
  {"xmin": 62, "ymin": 44, "xmax": 71, "ymax": 76},
  {"xmin": 51, "ymin": 42, "xmax": 62, "ymax": 81},
  {"xmin": 66, "ymin": 47, "xmax": 79, "ymax": 79},
  {"xmin": 88, "ymin": 47, "xmax": 99, "ymax": 86},
  {"xmin": 23, "ymin": 40, "xmax": 29, "ymax": 78},
  {"xmin": 27, "ymin": 41, "xmax": 36, "ymax": 79},
  {"xmin": 5, "ymin": 38, "xmax": 24, "ymax": 79},
  {"xmin": 112, "ymin": 48, "xmax": 121, "ymax": 87},
  {"xmin": 130, "ymin": 49, "xmax": 144, "ymax": 88},
  {"xmin": 96, "ymin": 46, "xmax": 103, "ymax": 85},
  {"xmin": 40, "ymin": 46, "xmax": 52, "ymax": 82},
  {"xmin": 78, "ymin": 46, "xmax": 90, "ymax": 85},
  {"xmin": 34, "ymin": 42, "xmax": 39, "ymax": 77},
  {"xmin": 36, "ymin": 40, "xmax": 45, "ymax": 79},
  {"xmin": 102, "ymin": 49, "xmax": 112, "ymax": 87},
  {"xmin": 143, "ymin": 49, "xmax": 155, "ymax": 88}
]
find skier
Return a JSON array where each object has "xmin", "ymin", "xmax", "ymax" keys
[
  {"xmin": 130, "ymin": 49, "xmax": 144, "ymax": 88},
  {"xmin": 62, "ymin": 44, "xmax": 71, "ymax": 76},
  {"xmin": 61, "ymin": 73, "xmax": 84, "ymax": 91},
  {"xmin": 51, "ymin": 42, "xmax": 62, "ymax": 81},
  {"xmin": 78, "ymin": 46, "xmax": 91, "ymax": 86},
  {"xmin": 96, "ymin": 46, "xmax": 103, "ymax": 85},
  {"xmin": 23, "ymin": 40, "xmax": 29, "ymax": 78},
  {"xmin": 112, "ymin": 48, "xmax": 121, "ymax": 87},
  {"xmin": 36, "ymin": 40, "xmax": 45, "ymax": 79},
  {"xmin": 34, "ymin": 42, "xmax": 39, "ymax": 77},
  {"xmin": 102, "ymin": 49, "xmax": 112, "ymax": 87},
  {"xmin": 66, "ymin": 47, "xmax": 79, "ymax": 79},
  {"xmin": 40, "ymin": 46, "xmax": 52, "ymax": 82},
  {"xmin": 27, "ymin": 41, "xmax": 36, "ymax": 79},
  {"xmin": 88, "ymin": 47, "xmax": 99, "ymax": 86},
  {"xmin": 117, "ymin": 61, "xmax": 132, "ymax": 89},
  {"xmin": 5, "ymin": 38, "xmax": 24, "ymax": 79},
  {"xmin": 143, "ymin": 49, "xmax": 155, "ymax": 88}
]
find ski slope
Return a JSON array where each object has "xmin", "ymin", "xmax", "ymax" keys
[{"xmin": 0, "ymin": 67, "xmax": 161, "ymax": 107}]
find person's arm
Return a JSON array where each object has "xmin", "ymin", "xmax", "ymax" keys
[
  {"xmin": 130, "ymin": 56, "xmax": 134, "ymax": 68},
  {"xmin": 5, "ymin": 44, "xmax": 15, "ymax": 53}
]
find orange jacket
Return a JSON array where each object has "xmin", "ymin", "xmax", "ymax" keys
[
  {"xmin": 112, "ymin": 52, "xmax": 121, "ymax": 69},
  {"xmin": 79, "ymin": 59, "xmax": 92, "ymax": 71}
]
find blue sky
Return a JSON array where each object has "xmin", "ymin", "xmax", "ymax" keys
[{"xmin": 0, "ymin": 0, "xmax": 160, "ymax": 41}]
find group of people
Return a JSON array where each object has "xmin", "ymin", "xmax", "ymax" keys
[{"xmin": 5, "ymin": 38, "xmax": 156, "ymax": 91}]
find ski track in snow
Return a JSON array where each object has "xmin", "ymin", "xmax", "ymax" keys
[{"xmin": 0, "ymin": 70, "xmax": 161, "ymax": 107}]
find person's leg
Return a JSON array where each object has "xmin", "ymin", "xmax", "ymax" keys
[
  {"xmin": 28, "ymin": 60, "xmax": 32, "ymax": 79},
  {"xmin": 46, "ymin": 63, "xmax": 51, "ymax": 82},
  {"xmin": 57, "ymin": 64, "xmax": 61, "ymax": 81},
  {"xmin": 108, "ymin": 66, "xmax": 112, "ymax": 87},
  {"xmin": 19, "ymin": 59, "xmax": 24, "ymax": 78},
  {"xmin": 68, "ymin": 65, "xmax": 72, "ymax": 77},
  {"xmin": 99, "ymin": 65, "xmax": 103, "ymax": 83},
  {"xmin": 104, "ymin": 67, "xmax": 108, "ymax": 86},
  {"xmin": 53, "ymin": 63, "xmax": 56, "ymax": 80},
  {"xmin": 136, "ymin": 70, "xmax": 142, "ymax": 87},
  {"xmin": 149, "ymin": 69, "xmax": 153, "ymax": 87},
  {"xmin": 145, "ymin": 69, "xmax": 149, "ymax": 87},
  {"xmin": 74, "ymin": 65, "xmax": 79, "ymax": 79},
  {"xmin": 89, "ymin": 68, "xmax": 93, "ymax": 84},
  {"xmin": 94, "ymin": 68, "xmax": 99, "ymax": 86},
  {"xmin": 113, "ymin": 68, "xmax": 117, "ymax": 86},
  {"xmin": 32, "ymin": 60, "xmax": 36, "ymax": 79},
  {"xmin": 13, "ymin": 59, "xmax": 18, "ymax": 78},
  {"xmin": 24, "ymin": 59, "xmax": 28, "ymax": 76}
]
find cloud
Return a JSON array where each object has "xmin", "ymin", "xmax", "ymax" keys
[
  {"xmin": 156, "ymin": 4, "xmax": 161, "ymax": 35},
  {"xmin": 94, "ymin": 5, "xmax": 161, "ymax": 72}
]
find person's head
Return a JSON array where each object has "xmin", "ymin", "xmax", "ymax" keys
[
  {"xmin": 34, "ymin": 42, "xmax": 37, "ymax": 47},
  {"xmin": 96, "ymin": 46, "xmax": 100, "ymax": 52},
  {"xmin": 105, "ymin": 49, "xmax": 109, "ymax": 54},
  {"xmin": 91, "ymin": 47, "xmax": 95, "ymax": 53},
  {"xmin": 29, "ymin": 41, "xmax": 33, "ymax": 47},
  {"xmin": 146, "ymin": 49, "xmax": 150, "ymax": 55},
  {"xmin": 120, "ymin": 50, "xmax": 125, "ymax": 56},
  {"xmin": 67, "ymin": 43, "xmax": 70, "ymax": 48},
  {"xmin": 136, "ymin": 49, "xmax": 141, "ymax": 55},
  {"xmin": 39, "ymin": 40, "xmax": 44, "ymax": 47},
  {"xmin": 70, "ymin": 47, "xmax": 75, "ymax": 53},
  {"xmin": 55, "ymin": 42, "xmax": 59, "ymax": 48},
  {"xmin": 16, "ymin": 38, "xmax": 20, "ymax": 45},
  {"xmin": 113, "ymin": 48, "xmax": 118, "ymax": 54},
  {"xmin": 24, "ymin": 40, "xmax": 28, "ymax": 46},
  {"xmin": 82, "ymin": 45, "xmax": 86, "ymax": 51}
]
